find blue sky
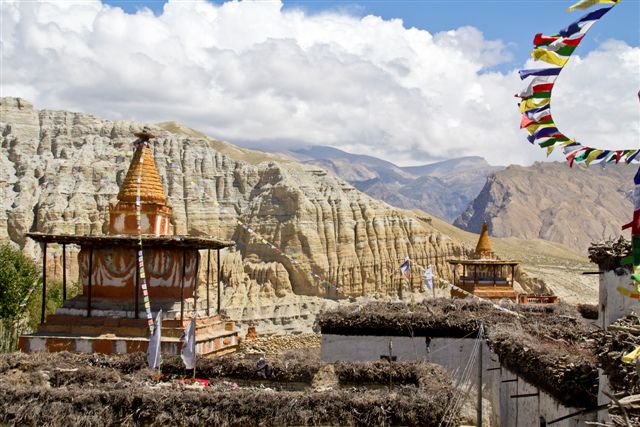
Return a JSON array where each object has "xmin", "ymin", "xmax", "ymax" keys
[{"xmin": 104, "ymin": 0, "xmax": 640, "ymax": 72}]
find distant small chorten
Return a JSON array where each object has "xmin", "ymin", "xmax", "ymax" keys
[
  {"xmin": 447, "ymin": 222, "xmax": 519, "ymax": 301},
  {"xmin": 473, "ymin": 223, "xmax": 495, "ymax": 259}
]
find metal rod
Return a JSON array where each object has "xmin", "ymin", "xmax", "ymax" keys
[
  {"xmin": 41, "ymin": 243, "xmax": 47, "ymax": 324},
  {"xmin": 217, "ymin": 249, "xmax": 221, "ymax": 314},
  {"xmin": 547, "ymin": 403, "xmax": 609, "ymax": 424},
  {"xmin": 134, "ymin": 252, "xmax": 139, "ymax": 320},
  {"xmin": 87, "ymin": 247, "xmax": 93, "ymax": 317},
  {"xmin": 510, "ymin": 392, "xmax": 539, "ymax": 399},
  {"xmin": 180, "ymin": 249, "xmax": 186, "ymax": 324},
  {"xmin": 502, "ymin": 379, "xmax": 518, "ymax": 383},
  {"xmin": 206, "ymin": 249, "xmax": 211, "ymax": 316},
  {"xmin": 582, "ymin": 271, "xmax": 604, "ymax": 275},
  {"xmin": 62, "ymin": 244, "xmax": 67, "ymax": 301},
  {"xmin": 486, "ymin": 367, "xmax": 501, "ymax": 371}
]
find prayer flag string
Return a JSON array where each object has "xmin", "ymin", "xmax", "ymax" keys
[
  {"xmin": 135, "ymin": 142, "xmax": 155, "ymax": 333},
  {"xmin": 441, "ymin": 279, "xmax": 520, "ymax": 317},
  {"xmin": 518, "ymin": 1, "xmax": 640, "ymax": 303},
  {"xmin": 517, "ymin": 1, "xmax": 637, "ymax": 167}
]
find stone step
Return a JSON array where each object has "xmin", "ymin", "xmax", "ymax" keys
[{"xmin": 39, "ymin": 314, "xmax": 234, "ymax": 338}]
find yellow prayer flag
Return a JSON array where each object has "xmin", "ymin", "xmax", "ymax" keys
[
  {"xmin": 623, "ymin": 345, "xmax": 640, "ymax": 363},
  {"xmin": 568, "ymin": 0, "xmax": 619, "ymax": 12},
  {"xmin": 531, "ymin": 49, "xmax": 569, "ymax": 67},
  {"xmin": 525, "ymin": 122, "xmax": 555, "ymax": 135},
  {"xmin": 584, "ymin": 149, "xmax": 603, "ymax": 166},
  {"xmin": 520, "ymin": 97, "xmax": 550, "ymax": 113}
]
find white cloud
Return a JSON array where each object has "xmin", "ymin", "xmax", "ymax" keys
[{"xmin": 0, "ymin": 0, "xmax": 637, "ymax": 166}]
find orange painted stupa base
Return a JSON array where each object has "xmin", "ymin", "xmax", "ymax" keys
[{"xmin": 451, "ymin": 286, "xmax": 518, "ymax": 301}]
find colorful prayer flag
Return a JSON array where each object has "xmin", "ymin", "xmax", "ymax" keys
[
  {"xmin": 518, "ymin": 67, "xmax": 562, "ymax": 80},
  {"xmin": 568, "ymin": 0, "xmax": 619, "ymax": 12},
  {"xmin": 399, "ymin": 257, "xmax": 410, "ymax": 279}
]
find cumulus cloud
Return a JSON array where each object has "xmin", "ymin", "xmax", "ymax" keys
[{"xmin": 0, "ymin": 0, "xmax": 637, "ymax": 166}]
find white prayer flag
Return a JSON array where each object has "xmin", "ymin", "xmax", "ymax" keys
[
  {"xmin": 147, "ymin": 309, "xmax": 163, "ymax": 369},
  {"xmin": 424, "ymin": 265, "xmax": 434, "ymax": 291},
  {"xmin": 181, "ymin": 316, "xmax": 196, "ymax": 370},
  {"xmin": 399, "ymin": 257, "xmax": 410, "ymax": 278}
]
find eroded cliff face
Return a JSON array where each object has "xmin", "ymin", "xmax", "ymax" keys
[
  {"xmin": 454, "ymin": 162, "xmax": 634, "ymax": 253},
  {"xmin": 1, "ymin": 98, "xmax": 466, "ymax": 328}
]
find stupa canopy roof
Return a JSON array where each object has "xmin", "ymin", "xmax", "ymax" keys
[{"xmin": 26, "ymin": 232, "xmax": 234, "ymax": 250}]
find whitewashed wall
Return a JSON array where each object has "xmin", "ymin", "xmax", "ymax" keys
[
  {"xmin": 322, "ymin": 335, "xmax": 607, "ymax": 426},
  {"xmin": 599, "ymin": 269, "xmax": 640, "ymax": 329}
]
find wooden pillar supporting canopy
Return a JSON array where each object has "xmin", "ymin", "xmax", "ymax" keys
[
  {"xmin": 511, "ymin": 265, "xmax": 515, "ymax": 286},
  {"xmin": 87, "ymin": 247, "xmax": 93, "ymax": 318},
  {"xmin": 194, "ymin": 252, "xmax": 200, "ymax": 313},
  {"xmin": 206, "ymin": 249, "xmax": 211, "ymax": 316},
  {"xmin": 217, "ymin": 249, "xmax": 221, "ymax": 315},
  {"xmin": 62, "ymin": 244, "xmax": 67, "ymax": 301},
  {"xmin": 134, "ymin": 250, "xmax": 140, "ymax": 320},
  {"xmin": 41, "ymin": 243, "xmax": 47, "ymax": 324},
  {"xmin": 180, "ymin": 249, "xmax": 186, "ymax": 324}
]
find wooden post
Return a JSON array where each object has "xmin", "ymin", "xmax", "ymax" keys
[
  {"xmin": 194, "ymin": 252, "xmax": 200, "ymax": 312},
  {"xmin": 180, "ymin": 249, "xmax": 186, "ymax": 324},
  {"xmin": 41, "ymin": 243, "xmax": 47, "ymax": 324},
  {"xmin": 134, "ymin": 251, "xmax": 139, "ymax": 320},
  {"xmin": 206, "ymin": 249, "xmax": 211, "ymax": 316},
  {"xmin": 217, "ymin": 249, "xmax": 221, "ymax": 314},
  {"xmin": 87, "ymin": 247, "xmax": 93, "ymax": 317},
  {"xmin": 493, "ymin": 264, "xmax": 496, "ymax": 286},
  {"xmin": 62, "ymin": 244, "xmax": 67, "ymax": 301},
  {"xmin": 398, "ymin": 262, "xmax": 403, "ymax": 300},
  {"xmin": 511, "ymin": 265, "xmax": 515, "ymax": 286},
  {"xmin": 477, "ymin": 324, "xmax": 484, "ymax": 427}
]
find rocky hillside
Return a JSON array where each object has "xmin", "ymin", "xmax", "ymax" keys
[
  {"xmin": 1, "ymin": 97, "xmax": 471, "ymax": 330},
  {"xmin": 271, "ymin": 146, "xmax": 502, "ymax": 222},
  {"xmin": 454, "ymin": 162, "xmax": 634, "ymax": 253}
]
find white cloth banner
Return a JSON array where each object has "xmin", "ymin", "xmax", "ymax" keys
[
  {"xmin": 181, "ymin": 316, "xmax": 196, "ymax": 370},
  {"xmin": 147, "ymin": 309, "xmax": 163, "ymax": 369}
]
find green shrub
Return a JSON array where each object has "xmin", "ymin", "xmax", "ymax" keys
[{"xmin": 0, "ymin": 242, "xmax": 38, "ymax": 321}]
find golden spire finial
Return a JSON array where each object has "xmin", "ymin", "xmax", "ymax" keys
[{"xmin": 116, "ymin": 127, "xmax": 167, "ymax": 205}]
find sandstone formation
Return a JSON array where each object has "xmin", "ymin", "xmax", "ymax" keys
[
  {"xmin": 1, "ymin": 97, "xmax": 467, "ymax": 328},
  {"xmin": 454, "ymin": 162, "xmax": 634, "ymax": 253}
]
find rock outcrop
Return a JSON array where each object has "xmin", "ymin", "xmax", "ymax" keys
[
  {"xmin": 454, "ymin": 162, "xmax": 634, "ymax": 253},
  {"xmin": 1, "ymin": 97, "xmax": 467, "ymax": 328}
]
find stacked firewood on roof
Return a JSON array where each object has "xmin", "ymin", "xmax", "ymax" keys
[
  {"xmin": 597, "ymin": 314, "xmax": 640, "ymax": 426},
  {"xmin": 589, "ymin": 237, "xmax": 632, "ymax": 271}
]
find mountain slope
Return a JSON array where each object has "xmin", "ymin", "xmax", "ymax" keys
[
  {"xmin": 454, "ymin": 162, "xmax": 634, "ymax": 253},
  {"xmin": 271, "ymin": 146, "xmax": 502, "ymax": 222},
  {"xmin": 0, "ymin": 97, "xmax": 465, "ymax": 303}
]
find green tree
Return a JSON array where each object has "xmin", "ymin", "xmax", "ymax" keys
[
  {"xmin": 0, "ymin": 242, "xmax": 39, "ymax": 352},
  {"xmin": 0, "ymin": 243, "xmax": 38, "ymax": 319}
]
